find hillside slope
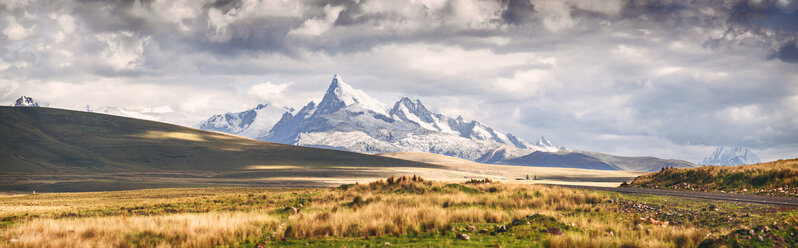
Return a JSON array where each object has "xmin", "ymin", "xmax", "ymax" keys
[
  {"xmin": 625, "ymin": 158, "xmax": 798, "ymax": 197},
  {"xmin": 0, "ymin": 107, "xmax": 437, "ymax": 174},
  {"xmin": 501, "ymin": 151, "xmax": 620, "ymax": 170},
  {"xmin": 578, "ymin": 151, "xmax": 696, "ymax": 171}
]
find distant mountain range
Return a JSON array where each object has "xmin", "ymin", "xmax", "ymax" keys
[
  {"xmin": 701, "ymin": 146, "xmax": 761, "ymax": 166},
  {"xmin": 198, "ymin": 75, "xmax": 695, "ymax": 171},
  {"xmin": 199, "ymin": 75, "xmax": 561, "ymax": 162},
  {"xmin": 9, "ymin": 78, "xmax": 698, "ymax": 172}
]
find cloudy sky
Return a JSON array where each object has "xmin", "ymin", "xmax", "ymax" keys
[{"xmin": 2, "ymin": 0, "xmax": 797, "ymax": 163}]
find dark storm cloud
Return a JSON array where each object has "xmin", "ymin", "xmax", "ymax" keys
[
  {"xmin": 772, "ymin": 40, "xmax": 798, "ymax": 62},
  {"xmin": 500, "ymin": 0, "xmax": 536, "ymax": 25}
]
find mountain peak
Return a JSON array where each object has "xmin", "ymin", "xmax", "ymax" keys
[
  {"xmin": 536, "ymin": 136, "xmax": 553, "ymax": 148},
  {"xmin": 317, "ymin": 74, "xmax": 388, "ymax": 115},
  {"xmin": 13, "ymin": 96, "xmax": 39, "ymax": 107},
  {"xmin": 393, "ymin": 97, "xmax": 428, "ymax": 114},
  {"xmin": 701, "ymin": 146, "xmax": 761, "ymax": 166}
]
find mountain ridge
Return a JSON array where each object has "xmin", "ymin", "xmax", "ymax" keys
[
  {"xmin": 198, "ymin": 75, "xmax": 555, "ymax": 161},
  {"xmin": 197, "ymin": 74, "xmax": 693, "ymax": 171},
  {"xmin": 701, "ymin": 146, "xmax": 761, "ymax": 166}
]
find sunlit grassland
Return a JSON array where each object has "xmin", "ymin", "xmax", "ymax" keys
[
  {"xmin": 628, "ymin": 158, "xmax": 798, "ymax": 196},
  {"xmin": 1, "ymin": 177, "xmax": 795, "ymax": 247}
]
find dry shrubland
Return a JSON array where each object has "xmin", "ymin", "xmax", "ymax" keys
[
  {"xmin": 4, "ymin": 176, "xmax": 783, "ymax": 247},
  {"xmin": 3, "ymin": 212, "xmax": 277, "ymax": 247}
]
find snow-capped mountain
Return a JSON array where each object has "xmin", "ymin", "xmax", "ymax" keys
[
  {"xmin": 227, "ymin": 74, "xmax": 564, "ymax": 161},
  {"xmin": 390, "ymin": 97, "xmax": 536, "ymax": 148},
  {"xmin": 536, "ymin": 136, "xmax": 563, "ymax": 151},
  {"xmin": 13, "ymin": 96, "xmax": 39, "ymax": 107},
  {"xmin": 700, "ymin": 146, "xmax": 761, "ymax": 166},
  {"xmin": 196, "ymin": 104, "xmax": 294, "ymax": 139}
]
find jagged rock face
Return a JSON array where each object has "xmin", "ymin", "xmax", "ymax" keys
[
  {"xmin": 701, "ymin": 146, "xmax": 761, "ymax": 166},
  {"xmin": 13, "ymin": 96, "xmax": 39, "ymax": 107}
]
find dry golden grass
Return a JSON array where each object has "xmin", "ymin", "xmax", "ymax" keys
[
  {"xmin": 551, "ymin": 213, "xmax": 706, "ymax": 248},
  {"xmin": 629, "ymin": 158, "xmax": 798, "ymax": 195},
  {"xmin": 2, "ymin": 212, "xmax": 278, "ymax": 247},
  {"xmin": 4, "ymin": 177, "xmax": 770, "ymax": 247}
]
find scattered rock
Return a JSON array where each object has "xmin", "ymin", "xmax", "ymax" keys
[
  {"xmin": 495, "ymin": 225, "xmax": 508, "ymax": 233},
  {"xmin": 607, "ymin": 231, "xmax": 614, "ymax": 237},
  {"xmin": 384, "ymin": 241, "xmax": 391, "ymax": 246},
  {"xmin": 757, "ymin": 235, "xmax": 763, "ymax": 241},
  {"xmin": 457, "ymin": 233, "xmax": 470, "ymax": 241},
  {"xmin": 547, "ymin": 228, "xmax": 563, "ymax": 235},
  {"xmin": 468, "ymin": 226, "xmax": 478, "ymax": 233},
  {"xmin": 645, "ymin": 229, "xmax": 652, "ymax": 235},
  {"xmin": 634, "ymin": 224, "xmax": 644, "ymax": 231},
  {"xmin": 284, "ymin": 206, "xmax": 299, "ymax": 214},
  {"xmin": 480, "ymin": 229, "xmax": 488, "ymax": 234}
]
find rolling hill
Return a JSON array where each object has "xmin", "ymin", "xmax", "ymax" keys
[
  {"xmin": 0, "ymin": 107, "xmax": 441, "ymax": 191},
  {"xmin": 501, "ymin": 151, "xmax": 619, "ymax": 170},
  {"xmin": 625, "ymin": 158, "xmax": 798, "ymax": 197}
]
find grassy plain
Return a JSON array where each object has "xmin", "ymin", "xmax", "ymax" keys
[{"xmin": 1, "ymin": 177, "xmax": 795, "ymax": 247}]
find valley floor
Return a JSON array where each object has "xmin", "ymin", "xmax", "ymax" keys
[
  {"xmin": 1, "ymin": 178, "xmax": 795, "ymax": 247},
  {"xmin": 1, "ymin": 153, "xmax": 644, "ymax": 193}
]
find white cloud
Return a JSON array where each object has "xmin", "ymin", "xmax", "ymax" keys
[
  {"xmin": 55, "ymin": 14, "xmax": 75, "ymax": 34},
  {"xmin": 3, "ymin": 16, "xmax": 36, "ymax": 40},
  {"xmin": 534, "ymin": 0, "xmax": 576, "ymax": 32},
  {"xmin": 2, "ymin": 0, "xmax": 32, "ymax": 10},
  {"xmin": 207, "ymin": 0, "xmax": 304, "ymax": 42},
  {"xmin": 492, "ymin": 69, "xmax": 555, "ymax": 98},
  {"xmin": 0, "ymin": 79, "xmax": 19, "ymax": 99},
  {"xmin": 288, "ymin": 5, "xmax": 345, "ymax": 37},
  {"xmin": 247, "ymin": 81, "xmax": 292, "ymax": 105},
  {"xmin": 96, "ymin": 32, "xmax": 150, "ymax": 71},
  {"xmin": 446, "ymin": 0, "xmax": 503, "ymax": 29},
  {"xmin": 614, "ymin": 44, "xmax": 647, "ymax": 59},
  {"xmin": 572, "ymin": 0, "xmax": 622, "ymax": 15}
]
